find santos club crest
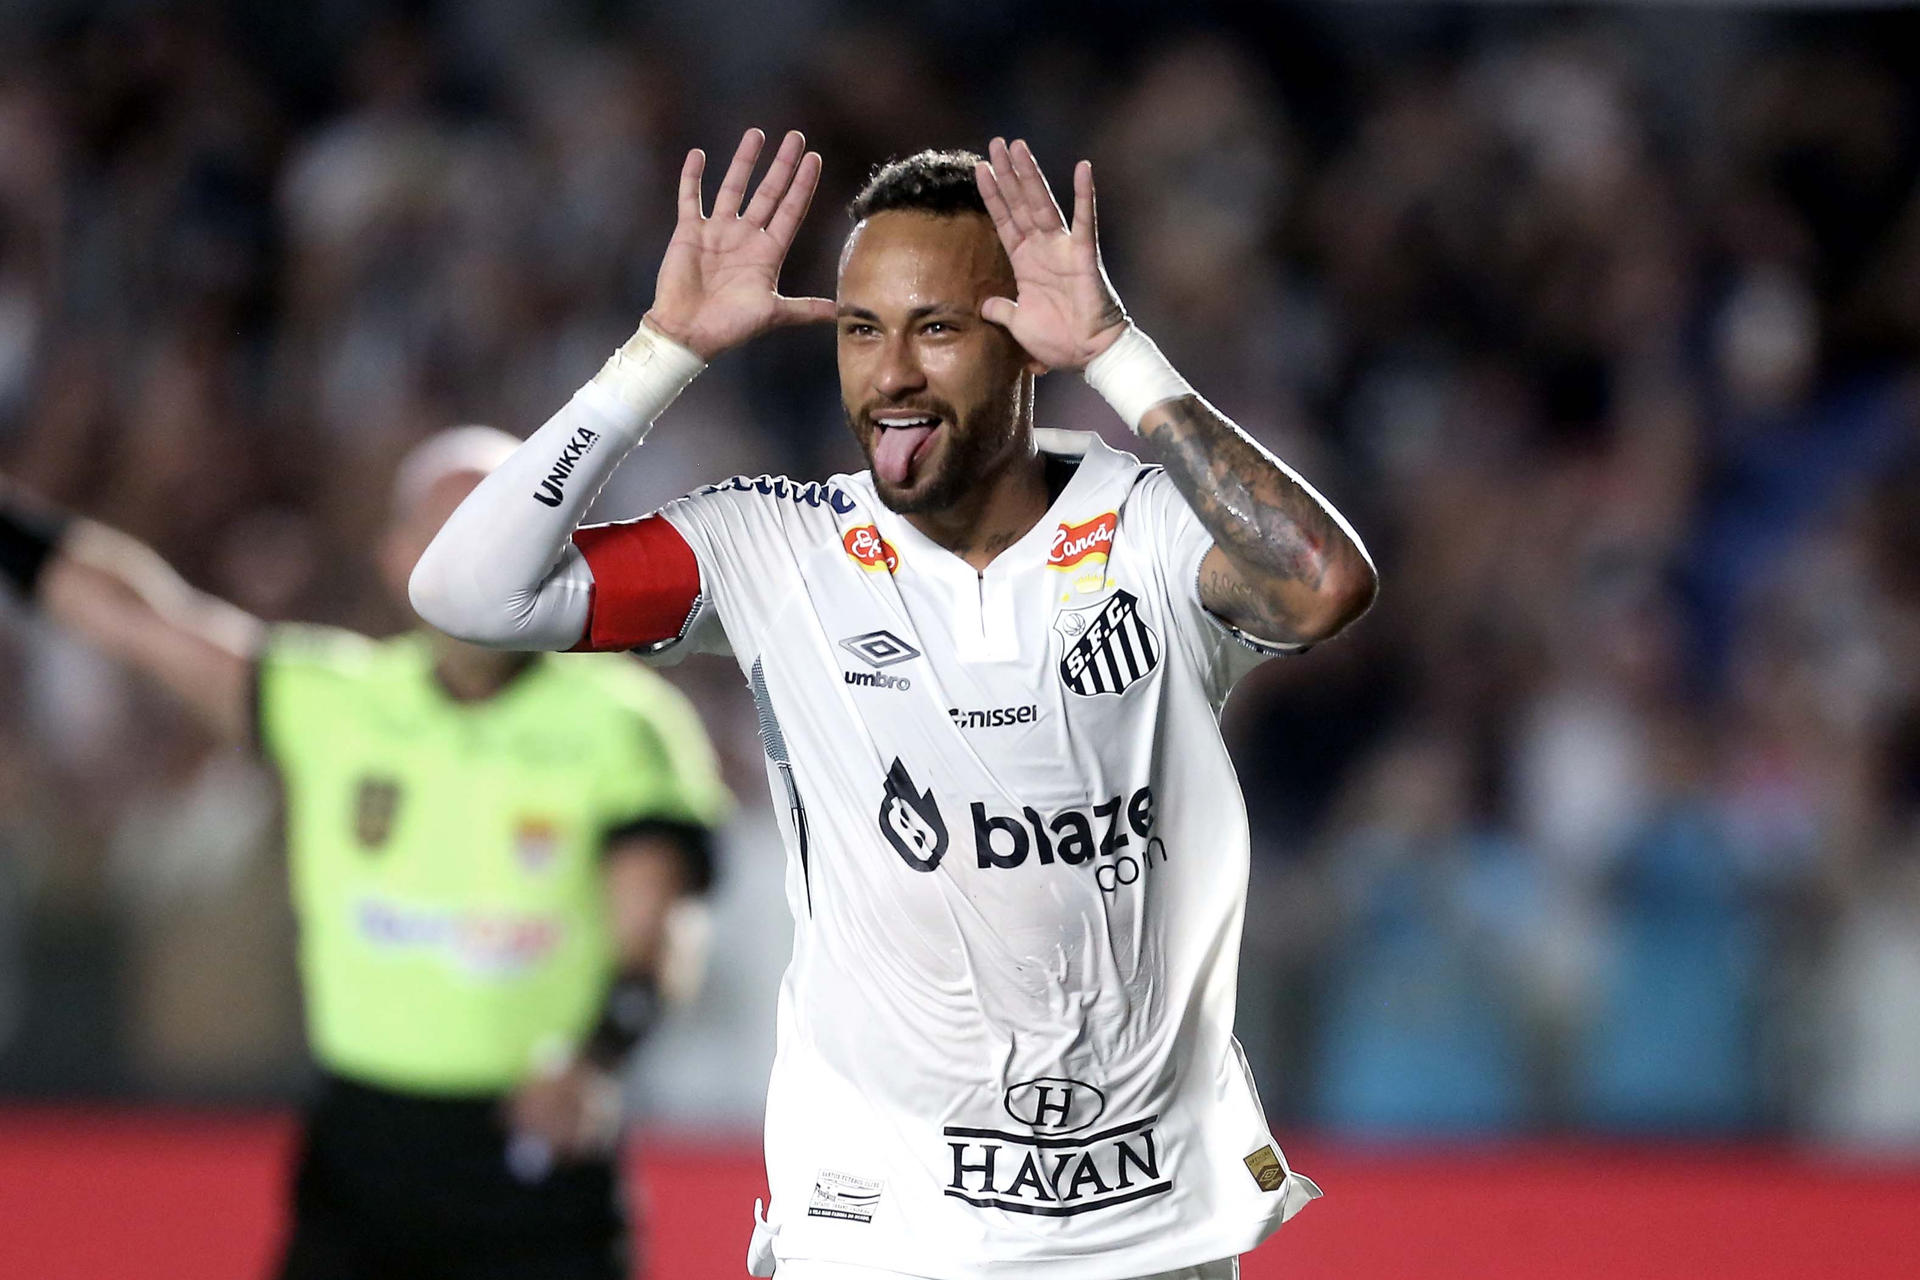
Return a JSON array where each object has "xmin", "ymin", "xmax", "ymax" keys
[{"xmin": 1055, "ymin": 590, "xmax": 1161, "ymax": 697}]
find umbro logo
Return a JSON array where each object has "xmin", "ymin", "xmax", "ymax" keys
[{"xmin": 841, "ymin": 630, "xmax": 920, "ymax": 669}]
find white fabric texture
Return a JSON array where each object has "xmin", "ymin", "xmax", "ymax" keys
[
  {"xmin": 655, "ymin": 430, "xmax": 1320, "ymax": 1280},
  {"xmin": 407, "ymin": 326, "xmax": 703, "ymax": 649}
]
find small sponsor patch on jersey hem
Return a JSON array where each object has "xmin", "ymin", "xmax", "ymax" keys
[
  {"xmin": 807, "ymin": 1169, "xmax": 883, "ymax": 1223},
  {"xmin": 1245, "ymin": 1144, "xmax": 1286, "ymax": 1192}
]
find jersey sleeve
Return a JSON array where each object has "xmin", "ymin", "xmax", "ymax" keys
[
  {"xmin": 648, "ymin": 478, "xmax": 822, "ymax": 666},
  {"xmin": 1126, "ymin": 467, "xmax": 1308, "ymax": 702},
  {"xmin": 595, "ymin": 664, "xmax": 734, "ymax": 892},
  {"xmin": 254, "ymin": 624, "xmax": 377, "ymax": 769},
  {"xmin": 572, "ymin": 479, "xmax": 816, "ymax": 665}
]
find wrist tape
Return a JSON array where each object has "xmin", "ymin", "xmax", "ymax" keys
[
  {"xmin": 1083, "ymin": 324, "xmax": 1194, "ymax": 434},
  {"xmin": 583, "ymin": 321, "xmax": 708, "ymax": 441}
]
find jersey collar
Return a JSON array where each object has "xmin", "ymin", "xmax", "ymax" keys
[{"xmin": 852, "ymin": 429, "xmax": 1136, "ymax": 583}]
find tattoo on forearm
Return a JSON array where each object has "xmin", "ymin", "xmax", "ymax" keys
[
  {"xmin": 1199, "ymin": 557, "xmax": 1266, "ymax": 615},
  {"xmin": 1142, "ymin": 397, "xmax": 1352, "ymax": 633}
]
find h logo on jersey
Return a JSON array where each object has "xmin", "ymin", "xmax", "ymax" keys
[
  {"xmin": 1004, "ymin": 1077, "xmax": 1107, "ymax": 1135},
  {"xmin": 1055, "ymin": 590, "xmax": 1160, "ymax": 696},
  {"xmin": 878, "ymin": 758, "xmax": 948, "ymax": 871}
]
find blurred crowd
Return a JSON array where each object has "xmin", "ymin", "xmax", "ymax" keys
[{"xmin": 2, "ymin": 2, "xmax": 1917, "ymax": 1148}]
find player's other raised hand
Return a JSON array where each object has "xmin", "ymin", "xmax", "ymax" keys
[
  {"xmin": 974, "ymin": 138, "xmax": 1130, "ymax": 372},
  {"xmin": 644, "ymin": 128, "xmax": 835, "ymax": 361}
]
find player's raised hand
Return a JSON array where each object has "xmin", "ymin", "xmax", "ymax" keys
[
  {"xmin": 644, "ymin": 129, "xmax": 834, "ymax": 361},
  {"xmin": 974, "ymin": 138, "xmax": 1129, "ymax": 371}
]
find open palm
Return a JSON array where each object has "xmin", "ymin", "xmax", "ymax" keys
[
  {"xmin": 645, "ymin": 129, "xmax": 833, "ymax": 362},
  {"xmin": 974, "ymin": 138, "xmax": 1129, "ymax": 371}
]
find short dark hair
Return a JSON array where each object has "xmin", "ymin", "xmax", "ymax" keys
[{"xmin": 848, "ymin": 149, "xmax": 987, "ymax": 222}]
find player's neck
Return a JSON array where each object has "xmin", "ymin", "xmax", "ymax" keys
[
  {"xmin": 427, "ymin": 635, "xmax": 536, "ymax": 702},
  {"xmin": 905, "ymin": 449, "xmax": 1051, "ymax": 573}
]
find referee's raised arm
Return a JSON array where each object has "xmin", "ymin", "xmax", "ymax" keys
[
  {"xmin": 3, "ymin": 475, "xmax": 261, "ymax": 743},
  {"xmin": 409, "ymin": 127, "xmax": 832, "ymax": 650}
]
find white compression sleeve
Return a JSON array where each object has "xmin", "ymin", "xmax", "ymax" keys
[{"xmin": 408, "ymin": 325, "xmax": 705, "ymax": 649}]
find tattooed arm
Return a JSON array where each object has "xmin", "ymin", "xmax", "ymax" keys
[
  {"xmin": 1138, "ymin": 396, "xmax": 1375, "ymax": 646},
  {"xmin": 974, "ymin": 138, "xmax": 1376, "ymax": 648}
]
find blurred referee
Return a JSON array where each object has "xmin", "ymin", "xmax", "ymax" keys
[{"xmin": 0, "ymin": 428, "xmax": 730, "ymax": 1280}]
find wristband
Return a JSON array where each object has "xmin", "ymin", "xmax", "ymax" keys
[
  {"xmin": 1, "ymin": 489, "xmax": 70, "ymax": 599},
  {"xmin": 1083, "ymin": 324, "xmax": 1194, "ymax": 435},
  {"xmin": 582, "ymin": 972, "xmax": 662, "ymax": 1068},
  {"xmin": 584, "ymin": 321, "xmax": 707, "ymax": 442}
]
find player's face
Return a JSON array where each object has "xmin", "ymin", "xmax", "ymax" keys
[{"xmin": 837, "ymin": 211, "xmax": 1037, "ymax": 515}]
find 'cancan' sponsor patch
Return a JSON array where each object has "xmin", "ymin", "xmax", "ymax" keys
[{"xmin": 1048, "ymin": 512, "xmax": 1116, "ymax": 570}]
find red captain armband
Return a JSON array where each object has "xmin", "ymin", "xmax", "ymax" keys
[{"xmin": 570, "ymin": 516, "xmax": 703, "ymax": 652}]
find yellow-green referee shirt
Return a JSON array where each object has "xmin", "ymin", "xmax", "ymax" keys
[{"xmin": 256, "ymin": 626, "xmax": 729, "ymax": 1096}]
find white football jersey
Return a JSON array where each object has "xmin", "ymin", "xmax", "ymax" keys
[{"xmin": 655, "ymin": 429, "xmax": 1321, "ymax": 1279}]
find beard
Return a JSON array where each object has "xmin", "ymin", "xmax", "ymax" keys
[{"xmin": 849, "ymin": 390, "xmax": 1021, "ymax": 516}]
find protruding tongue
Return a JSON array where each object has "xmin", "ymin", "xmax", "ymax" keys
[{"xmin": 874, "ymin": 425, "xmax": 935, "ymax": 485}]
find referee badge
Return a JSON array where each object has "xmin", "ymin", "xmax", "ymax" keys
[
  {"xmin": 514, "ymin": 817, "xmax": 561, "ymax": 873},
  {"xmin": 1055, "ymin": 589, "xmax": 1161, "ymax": 697},
  {"xmin": 352, "ymin": 776, "xmax": 402, "ymax": 850}
]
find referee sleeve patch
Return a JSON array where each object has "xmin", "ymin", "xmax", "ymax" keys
[{"xmin": 571, "ymin": 516, "xmax": 703, "ymax": 653}]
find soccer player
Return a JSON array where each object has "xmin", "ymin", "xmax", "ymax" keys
[
  {"xmin": 0, "ymin": 429, "xmax": 729, "ymax": 1280},
  {"xmin": 411, "ymin": 129, "xmax": 1376, "ymax": 1280}
]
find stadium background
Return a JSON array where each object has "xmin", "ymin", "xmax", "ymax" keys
[{"xmin": 1, "ymin": 0, "xmax": 1917, "ymax": 1275}]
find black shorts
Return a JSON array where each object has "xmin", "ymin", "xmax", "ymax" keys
[{"xmin": 274, "ymin": 1073, "xmax": 633, "ymax": 1280}]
